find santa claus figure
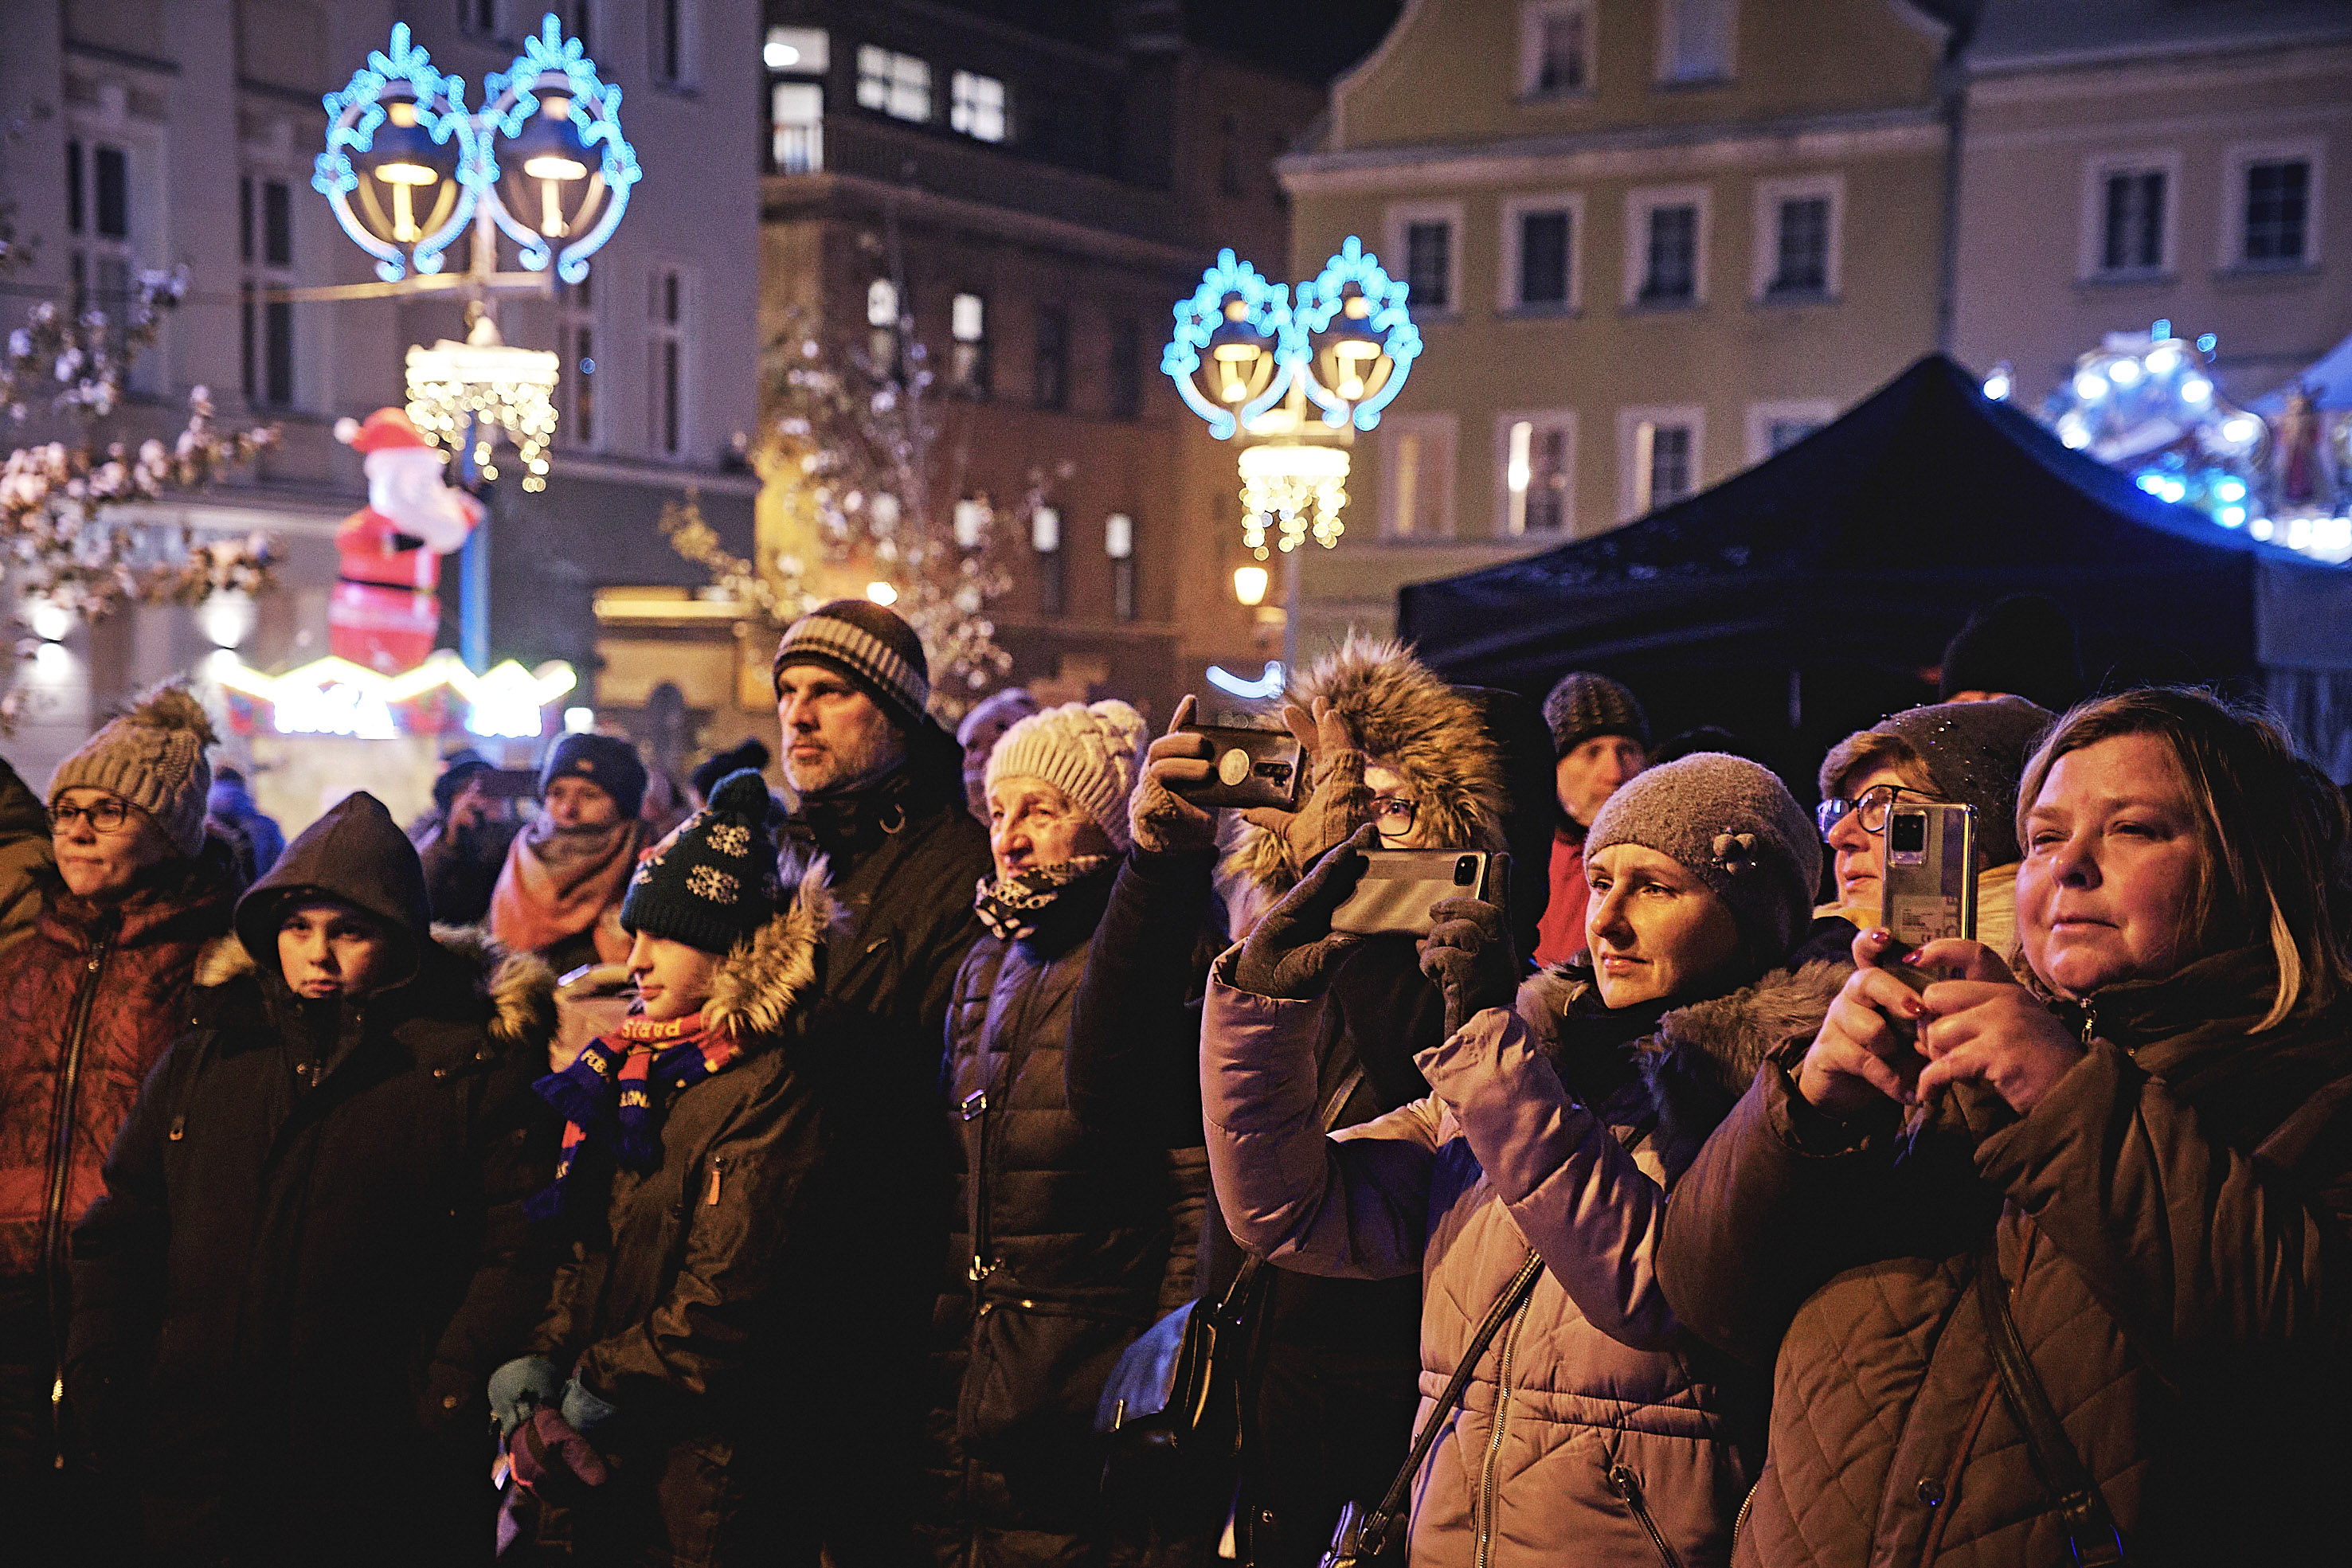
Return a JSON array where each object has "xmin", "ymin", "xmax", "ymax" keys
[{"xmin": 329, "ymin": 407, "xmax": 484, "ymax": 674}]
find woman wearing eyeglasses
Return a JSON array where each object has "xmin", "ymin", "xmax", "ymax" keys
[
  {"xmin": 0, "ymin": 688, "xmax": 240, "ymax": 1558},
  {"xmin": 1812, "ymin": 698, "xmax": 2057, "ymax": 956}
]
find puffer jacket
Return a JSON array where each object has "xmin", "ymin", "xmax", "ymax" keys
[
  {"xmin": 1657, "ymin": 944, "xmax": 2352, "ymax": 1567},
  {"xmin": 924, "ymin": 864, "xmax": 1207, "ymax": 1568},
  {"xmin": 1203, "ymin": 954, "xmax": 1849, "ymax": 1568},
  {"xmin": 65, "ymin": 792, "xmax": 562, "ymax": 1565},
  {"xmin": 519, "ymin": 868, "xmax": 833, "ymax": 1567}
]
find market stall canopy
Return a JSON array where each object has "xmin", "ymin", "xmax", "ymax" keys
[
  {"xmin": 1396, "ymin": 354, "xmax": 2352, "ymax": 772},
  {"xmin": 2252, "ymin": 327, "xmax": 2352, "ymax": 413}
]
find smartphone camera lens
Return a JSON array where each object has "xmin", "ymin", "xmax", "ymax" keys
[
  {"xmin": 1454, "ymin": 856, "xmax": 1477, "ymax": 885},
  {"xmin": 1890, "ymin": 812, "xmax": 1927, "ymax": 854}
]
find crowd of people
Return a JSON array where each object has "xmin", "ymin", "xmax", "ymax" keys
[{"xmin": 2, "ymin": 589, "xmax": 2350, "ymax": 1568}]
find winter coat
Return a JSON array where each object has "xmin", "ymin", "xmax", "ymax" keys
[
  {"xmin": 1533, "ymin": 831, "xmax": 1587, "ymax": 968},
  {"xmin": 65, "ymin": 792, "xmax": 562, "ymax": 1566},
  {"xmin": 0, "ymin": 754, "xmax": 53, "ymax": 958},
  {"xmin": 520, "ymin": 871, "xmax": 832, "ymax": 1567},
  {"xmin": 1203, "ymin": 955, "xmax": 1849, "ymax": 1568},
  {"xmin": 415, "ymin": 810, "xmax": 522, "ymax": 929},
  {"xmin": 1656, "ymin": 944, "xmax": 2352, "ymax": 1567},
  {"xmin": 923, "ymin": 864, "xmax": 1207, "ymax": 1568},
  {"xmin": 205, "ymin": 778, "xmax": 284, "ymax": 875}
]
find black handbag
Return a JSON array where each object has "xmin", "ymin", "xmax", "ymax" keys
[
  {"xmin": 1095, "ymin": 1067, "xmax": 1366, "ymax": 1517},
  {"xmin": 1319, "ymin": 1247, "xmax": 1544, "ymax": 1568}
]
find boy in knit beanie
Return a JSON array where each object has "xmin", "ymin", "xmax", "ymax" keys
[{"xmin": 1535, "ymin": 671, "xmax": 1652, "ymax": 966}]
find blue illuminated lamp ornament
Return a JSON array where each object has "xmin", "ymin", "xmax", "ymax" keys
[
  {"xmin": 1289, "ymin": 236, "xmax": 1421, "ymax": 432},
  {"xmin": 480, "ymin": 15, "xmax": 641, "ymax": 284},
  {"xmin": 314, "ymin": 24, "xmax": 480, "ymax": 283},
  {"xmin": 1163, "ymin": 249, "xmax": 1293, "ymax": 440}
]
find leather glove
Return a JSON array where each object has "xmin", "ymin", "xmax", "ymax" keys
[
  {"xmin": 1242, "ymin": 699, "xmax": 1372, "ymax": 880},
  {"xmin": 1130, "ymin": 694, "xmax": 1222, "ymax": 856},
  {"xmin": 508, "ymin": 1407, "xmax": 609, "ymax": 1503},
  {"xmin": 487, "ymin": 1356, "xmax": 565, "ymax": 1441},
  {"xmin": 1231, "ymin": 825, "xmax": 1374, "ymax": 999},
  {"xmin": 1420, "ymin": 878, "xmax": 1520, "ymax": 1038}
]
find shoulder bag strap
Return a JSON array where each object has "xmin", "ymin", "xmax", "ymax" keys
[
  {"xmin": 1974, "ymin": 1235, "xmax": 2127, "ymax": 1567},
  {"xmin": 1214, "ymin": 1065, "xmax": 1368, "ymax": 1324},
  {"xmin": 1369, "ymin": 1246, "xmax": 1544, "ymax": 1527}
]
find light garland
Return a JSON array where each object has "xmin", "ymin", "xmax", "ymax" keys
[
  {"xmin": 1238, "ymin": 443, "xmax": 1349, "ymax": 557},
  {"xmin": 405, "ymin": 317, "xmax": 560, "ymax": 491},
  {"xmin": 215, "ymin": 649, "xmax": 576, "ymax": 738}
]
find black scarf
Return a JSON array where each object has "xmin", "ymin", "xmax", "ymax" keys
[{"xmin": 974, "ymin": 857, "xmax": 1114, "ymax": 942}]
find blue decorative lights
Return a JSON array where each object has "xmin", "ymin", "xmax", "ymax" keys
[
  {"xmin": 1164, "ymin": 249, "xmax": 1293, "ymax": 441},
  {"xmin": 314, "ymin": 24, "xmax": 480, "ymax": 283},
  {"xmin": 480, "ymin": 16, "xmax": 642, "ymax": 284},
  {"xmin": 1290, "ymin": 236, "xmax": 1422, "ymax": 432}
]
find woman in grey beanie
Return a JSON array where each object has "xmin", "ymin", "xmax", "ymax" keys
[{"xmin": 1198, "ymin": 752, "xmax": 1849, "ymax": 1568}]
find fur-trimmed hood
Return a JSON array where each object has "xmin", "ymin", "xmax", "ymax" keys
[
  {"xmin": 1223, "ymin": 632, "xmax": 1508, "ymax": 897},
  {"xmin": 196, "ymin": 920, "xmax": 559, "ymax": 1054},
  {"xmin": 706, "ymin": 858, "xmax": 836, "ymax": 1042}
]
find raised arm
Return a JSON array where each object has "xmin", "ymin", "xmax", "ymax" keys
[{"xmin": 1066, "ymin": 847, "xmax": 1217, "ymax": 1143}]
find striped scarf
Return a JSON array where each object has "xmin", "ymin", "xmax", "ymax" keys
[{"xmin": 525, "ymin": 1010, "xmax": 742, "ymax": 1223}]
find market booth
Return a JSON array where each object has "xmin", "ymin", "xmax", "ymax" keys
[{"xmin": 1395, "ymin": 354, "xmax": 2352, "ymax": 788}]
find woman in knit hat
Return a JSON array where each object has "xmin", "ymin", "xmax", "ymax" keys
[
  {"xmin": 0, "ymin": 686, "xmax": 239, "ymax": 1552},
  {"xmin": 1200, "ymin": 753, "xmax": 1849, "ymax": 1568},
  {"xmin": 492, "ymin": 768, "xmax": 832, "ymax": 1565},
  {"xmin": 920, "ymin": 700, "xmax": 1210, "ymax": 1568}
]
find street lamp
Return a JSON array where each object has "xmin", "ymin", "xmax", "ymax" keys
[{"xmin": 315, "ymin": 26, "xmax": 480, "ymax": 282}]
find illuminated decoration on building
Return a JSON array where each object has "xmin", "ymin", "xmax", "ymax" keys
[
  {"xmin": 1206, "ymin": 661, "xmax": 1286, "ymax": 701},
  {"xmin": 1163, "ymin": 249, "xmax": 1293, "ymax": 442},
  {"xmin": 216, "ymin": 651, "xmax": 577, "ymax": 739},
  {"xmin": 406, "ymin": 312, "xmax": 562, "ymax": 491},
  {"xmin": 1239, "ymin": 444, "xmax": 1350, "ymax": 555},
  {"xmin": 313, "ymin": 23, "xmax": 481, "ymax": 283},
  {"xmin": 479, "ymin": 15, "xmax": 642, "ymax": 284},
  {"xmin": 1289, "ymin": 236, "xmax": 1421, "ymax": 433}
]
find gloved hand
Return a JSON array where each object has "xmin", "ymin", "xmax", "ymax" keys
[
  {"xmin": 508, "ymin": 1407, "xmax": 609, "ymax": 1503},
  {"xmin": 553, "ymin": 964, "xmax": 633, "ymax": 1071},
  {"xmin": 561, "ymin": 1375, "xmax": 620, "ymax": 1441},
  {"xmin": 1420, "ymin": 878, "xmax": 1520, "ymax": 1038},
  {"xmin": 1242, "ymin": 699, "xmax": 1373, "ymax": 880},
  {"xmin": 1129, "ymin": 694, "xmax": 1221, "ymax": 855},
  {"xmin": 1231, "ymin": 825, "xmax": 1374, "ymax": 1000},
  {"xmin": 487, "ymin": 1356, "xmax": 565, "ymax": 1441}
]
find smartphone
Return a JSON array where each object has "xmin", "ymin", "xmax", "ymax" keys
[
  {"xmin": 478, "ymin": 768, "xmax": 542, "ymax": 800},
  {"xmin": 1173, "ymin": 721, "xmax": 1305, "ymax": 811},
  {"xmin": 1880, "ymin": 802, "xmax": 1977, "ymax": 951},
  {"xmin": 1331, "ymin": 849, "xmax": 1493, "ymax": 939}
]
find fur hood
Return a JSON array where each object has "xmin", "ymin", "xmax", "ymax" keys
[
  {"xmin": 1519, "ymin": 958, "xmax": 1849, "ymax": 1159},
  {"xmin": 1223, "ymin": 632, "xmax": 1508, "ymax": 897},
  {"xmin": 196, "ymin": 920, "xmax": 559, "ymax": 1053},
  {"xmin": 706, "ymin": 858, "xmax": 836, "ymax": 1042}
]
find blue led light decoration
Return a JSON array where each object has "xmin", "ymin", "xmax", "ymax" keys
[
  {"xmin": 1163, "ymin": 249, "xmax": 1293, "ymax": 440},
  {"xmin": 1289, "ymin": 237, "xmax": 1421, "ymax": 432},
  {"xmin": 314, "ymin": 24, "xmax": 480, "ymax": 283},
  {"xmin": 479, "ymin": 15, "xmax": 641, "ymax": 283}
]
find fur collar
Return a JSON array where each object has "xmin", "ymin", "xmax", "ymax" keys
[
  {"xmin": 194, "ymin": 922, "xmax": 558, "ymax": 1052},
  {"xmin": 705, "ymin": 858, "xmax": 836, "ymax": 1041},
  {"xmin": 1223, "ymin": 632, "xmax": 1507, "ymax": 897}
]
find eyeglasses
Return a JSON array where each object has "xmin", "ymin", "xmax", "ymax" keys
[
  {"xmin": 1814, "ymin": 783, "xmax": 1925, "ymax": 841},
  {"xmin": 1370, "ymin": 794, "xmax": 1419, "ymax": 835},
  {"xmin": 50, "ymin": 797, "xmax": 133, "ymax": 835}
]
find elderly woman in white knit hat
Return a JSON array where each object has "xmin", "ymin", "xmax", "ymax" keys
[{"xmin": 920, "ymin": 699, "xmax": 1210, "ymax": 1568}]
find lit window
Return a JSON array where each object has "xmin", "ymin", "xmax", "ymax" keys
[
  {"xmin": 1385, "ymin": 416, "xmax": 1457, "ymax": 539},
  {"xmin": 1106, "ymin": 513, "xmax": 1137, "ymax": 622},
  {"xmin": 951, "ymin": 71, "xmax": 1007, "ymax": 143},
  {"xmin": 867, "ymin": 279, "xmax": 898, "ymax": 328},
  {"xmin": 1033, "ymin": 506, "xmax": 1065, "ymax": 616},
  {"xmin": 1503, "ymin": 416, "xmax": 1573, "ymax": 535},
  {"xmin": 952, "ymin": 292, "xmax": 988, "ymax": 393},
  {"xmin": 2244, "ymin": 159, "xmax": 2310, "ymax": 265},
  {"xmin": 764, "ymin": 26, "xmax": 828, "ymax": 73},
  {"xmin": 858, "ymin": 46, "xmax": 932, "ymax": 123},
  {"xmin": 770, "ymin": 82, "xmax": 823, "ymax": 174}
]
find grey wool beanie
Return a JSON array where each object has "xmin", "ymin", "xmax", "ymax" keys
[
  {"xmin": 48, "ymin": 684, "xmax": 216, "ymax": 858},
  {"xmin": 622, "ymin": 769, "xmax": 784, "ymax": 955},
  {"xmin": 984, "ymin": 700, "xmax": 1149, "ymax": 853},
  {"xmin": 1872, "ymin": 697, "xmax": 2056, "ymax": 868},
  {"xmin": 1541, "ymin": 671, "xmax": 1650, "ymax": 757},
  {"xmin": 1587, "ymin": 753, "xmax": 1820, "ymax": 960}
]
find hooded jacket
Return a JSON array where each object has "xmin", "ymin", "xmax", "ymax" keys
[
  {"xmin": 519, "ymin": 866, "xmax": 833, "ymax": 1567},
  {"xmin": 1202, "ymin": 955, "xmax": 1848, "ymax": 1568},
  {"xmin": 66, "ymin": 792, "xmax": 562, "ymax": 1565},
  {"xmin": 924, "ymin": 863, "xmax": 1207, "ymax": 1568},
  {"xmin": 1657, "ymin": 946, "xmax": 2352, "ymax": 1568},
  {"xmin": 0, "ymin": 754, "xmax": 53, "ymax": 956}
]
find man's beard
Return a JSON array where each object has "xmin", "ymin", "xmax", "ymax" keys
[{"xmin": 788, "ymin": 729, "xmax": 899, "ymax": 797}]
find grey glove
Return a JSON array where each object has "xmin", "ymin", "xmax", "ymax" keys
[
  {"xmin": 1231, "ymin": 824, "xmax": 1374, "ymax": 999},
  {"xmin": 1242, "ymin": 699, "xmax": 1373, "ymax": 881},
  {"xmin": 1420, "ymin": 882, "xmax": 1520, "ymax": 1038},
  {"xmin": 1131, "ymin": 695, "xmax": 1221, "ymax": 856},
  {"xmin": 487, "ymin": 1355, "xmax": 565, "ymax": 1441}
]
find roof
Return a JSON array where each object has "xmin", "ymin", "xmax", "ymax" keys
[{"xmin": 1967, "ymin": 0, "xmax": 2352, "ymax": 72}]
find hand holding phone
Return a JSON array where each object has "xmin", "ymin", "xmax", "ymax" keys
[
  {"xmin": 1331, "ymin": 849, "xmax": 1493, "ymax": 938},
  {"xmin": 1171, "ymin": 719, "xmax": 1306, "ymax": 811},
  {"xmin": 1130, "ymin": 695, "xmax": 1222, "ymax": 854}
]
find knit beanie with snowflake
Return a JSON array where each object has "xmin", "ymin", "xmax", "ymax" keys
[
  {"xmin": 620, "ymin": 769, "xmax": 783, "ymax": 955},
  {"xmin": 984, "ymin": 700, "xmax": 1149, "ymax": 853}
]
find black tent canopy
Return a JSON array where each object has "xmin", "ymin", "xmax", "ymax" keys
[{"xmin": 1396, "ymin": 354, "xmax": 2352, "ymax": 785}]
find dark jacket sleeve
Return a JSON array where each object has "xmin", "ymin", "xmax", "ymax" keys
[
  {"xmin": 1066, "ymin": 847, "xmax": 1219, "ymax": 1146},
  {"xmin": 576, "ymin": 1062, "xmax": 824, "ymax": 1417}
]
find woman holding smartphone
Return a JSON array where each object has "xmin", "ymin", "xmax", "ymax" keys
[
  {"xmin": 1658, "ymin": 689, "xmax": 2352, "ymax": 1566},
  {"xmin": 1200, "ymin": 753, "xmax": 1847, "ymax": 1568}
]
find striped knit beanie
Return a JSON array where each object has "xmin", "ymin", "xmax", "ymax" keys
[
  {"xmin": 984, "ymin": 701, "xmax": 1149, "ymax": 853},
  {"xmin": 1541, "ymin": 671, "xmax": 1650, "ymax": 758},
  {"xmin": 48, "ymin": 684, "xmax": 216, "ymax": 858},
  {"xmin": 772, "ymin": 599, "xmax": 932, "ymax": 733}
]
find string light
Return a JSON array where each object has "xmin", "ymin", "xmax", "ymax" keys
[{"xmin": 216, "ymin": 650, "xmax": 576, "ymax": 737}]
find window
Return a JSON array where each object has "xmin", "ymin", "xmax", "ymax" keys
[
  {"xmin": 94, "ymin": 145, "xmax": 129, "ymax": 240},
  {"xmin": 1751, "ymin": 174, "xmax": 1841, "ymax": 302},
  {"xmin": 1658, "ymin": 0, "xmax": 1735, "ymax": 84},
  {"xmin": 1108, "ymin": 315, "xmax": 1143, "ymax": 419},
  {"xmin": 1105, "ymin": 513, "xmax": 1137, "ymax": 622},
  {"xmin": 650, "ymin": 266, "xmax": 687, "ymax": 457},
  {"xmin": 2103, "ymin": 170, "xmax": 2164, "ymax": 272},
  {"xmin": 867, "ymin": 277, "xmax": 904, "ymax": 369},
  {"xmin": 457, "ymin": 0, "xmax": 499, "ymax": 37},
  {"xmin": 2244, "ymin": 160, "xmax": 2310, "ymax": 264},
  {"xmin": 1033, "ymin": 305, "xmax": 1068, "ymax": 412},
  {"xmin": 1387, "ymin": 202, "xmax": 1462, "ymax": 315},
  {"xmin": 1772, "ymin": 198, "xmax": 1827, "ymax": 292},
  {"xmin": 951, "ymin": 291, "xmax": 989, "ymax": 394},
  {"xmin": 1383, "ymin": 414, "xmax": 1458, "ymax": 539},
  {"xmin": 563, "ymin": 275, "xmax": 597, "ymax": 448},
  {"xmin": 1619, "ymin": 407, "xmax": 1703, "ymax": 518},
  {"xmin": 650, "ymin": 0, "xmax": 693, "ymax": 88},
  {"xmin": 1626, "ymin": 186, "xmax": 1708, "ymax": 307},
  {"xmin": 951, "ymin": 71, "xmax": 1006, "ymax": 143},
  {"xmin": 1520, "ymin": 2, "xmax": 1591, "ymax": 97},
  {"xmin": 858, "ymin": 46, "xmax": 931, "ymax": 123},
  {"xmin": 241, "ymin": 174, "xmax": 295, "ymax": 407},
  {"xmin": 1502, "ymin": 195, "xmax": 1582, "ymax": 311},
  {"xmin": 1498, "ymin": 413, "xmax": 1575, "ymax": 536},
  {"xmin": 763, "ymin": 25, "xmax": 828, "ymax": 73},
  {"xmin": 1746, "ymin": 399, "xmax": 1834, "ymax": 463},
  {"xmin": 770, "ymin": 83, "xmax": 823, "ymax": 174},
  {"xmin": 1033, "ymin": 506, "xmax": 1065, "ymax": 616},
  {"xmin": 68, "ymin": 140, "xmax": 137, "ymax": 367}
]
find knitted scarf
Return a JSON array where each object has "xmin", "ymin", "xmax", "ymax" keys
[
  {"xmin": 490, "ymin": 816, "xmax": 641, "ymax": 964},
  {"xmin": 973, "ymin": 855, "xmax": 1112, "ymax": 942},
  {"xmin": 525, "ymin": 1008, "xmax": 742, "ymax": 1223}
]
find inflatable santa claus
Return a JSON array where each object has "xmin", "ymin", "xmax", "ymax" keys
[{"xmin": 329, "ymin": 407, "xmax": 484, "ymax": 674}]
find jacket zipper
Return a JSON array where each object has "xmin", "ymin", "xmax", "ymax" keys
[
  {"xmin": 42, "ymin": 936, "xmax": 112, "ymax": 1460},
  {"xmin": 1732, "ymin": 1481, "xmax": 1756, "ymax": 1547},
  {"xmin": 1606, "ymin": 1461, "xmax": 1689, "ymax": 1568},
  {"xmin": 1472, "ymin": 1288, "xmax": 1536, "ymax": 1568},
  {"xmin": 962, "ymin": 1086, "xmax": 995, "ymax": 1285}
]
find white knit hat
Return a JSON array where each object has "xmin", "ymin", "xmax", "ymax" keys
[{"xmin": 984, "ymin": 700, "xmax": 1149, "ymax": 853}]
